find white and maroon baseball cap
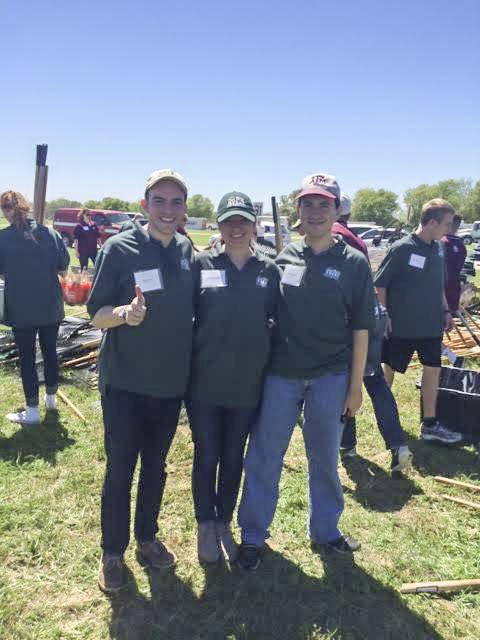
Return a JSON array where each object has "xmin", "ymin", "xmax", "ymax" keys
[{"xmin": 296, "ymin": 173, "xmax": 341, "ymax": 201}]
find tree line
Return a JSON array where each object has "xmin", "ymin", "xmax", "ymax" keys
[{"xmin": 43, "ymin": 178, "xmax": 480, "ymax": 228}]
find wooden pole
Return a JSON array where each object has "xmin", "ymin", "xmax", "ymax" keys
[
  {"xmin": 440, "ymin": 494, "xmax": 480, "ymax": 511},
  {"xmin": 434, "ymin": 476, "xmax": 480, "ymax": 493},
  {"xmin": 57, "ymin": 389, "xmax": 87, "ymax": 423},
  {"xmin": 33, "ymin": 144, "xmax": 48, "ymax": 224},
  {"xmin": 271, "ymin": 196, "xmax": 283, "ymax": 254},
  {"xmin": 400, "ymin": 579, "xmax": 480, "ymax": 594}
]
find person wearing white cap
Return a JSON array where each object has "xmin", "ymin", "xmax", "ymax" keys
[
  {"xmin": 237, "ymin": 172, "xmax": 375, "ymax": 570},
  {"xmin": 88, "ymin": 169, "xmax": 195, "ymax": 593}
]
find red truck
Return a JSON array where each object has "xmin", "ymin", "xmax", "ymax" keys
[{"xmin": 53, "ymin": 208, "xmax": 132, "ymax": 247}]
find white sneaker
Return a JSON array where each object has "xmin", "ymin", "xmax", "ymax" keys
[
  {"xmin": 6, "ymin": 406, "xmax": 40, "ymax": 424},
  {"xmin": 45, "ymin": 394, "xmax": 57, "ymax": 411},
  {"xmin": 390, "ymin": 445, "xmax": 413, "ymax": 473}
]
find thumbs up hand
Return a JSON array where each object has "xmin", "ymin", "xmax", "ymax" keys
[{"xmin": 125, "ymin": 285, "xmax": 147, "ymax": 326}]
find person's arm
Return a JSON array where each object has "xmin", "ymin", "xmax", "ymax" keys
[
  {"xmin": 442, "ymin": 291, "xmax": 454, "ymax": 331},
  {"xmin": 52, "ymin": 229, "xmax": 70, "ymax": 273},
  {"xmin": 92, "ymin": 286, "xmax": 146, "ymax": 329},
  {"xmin": 375, "ymin": 286, "xmax": 391, "ymax": 335},
  {"xmin": 343, "ymin": 329, "xmax": 368, "ymax": 417}
]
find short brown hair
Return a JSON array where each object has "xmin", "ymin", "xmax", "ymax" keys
[
  {"xmin": 77, "ymin": 208, "xmax": 89, "ymax": 222},
  {"xmin": 0, "ymin": 190, "xmax": 31, "ymax": 231},
  {"xmin": 420, "ymin": 198, "xmax": 455, "ymax": 225}
]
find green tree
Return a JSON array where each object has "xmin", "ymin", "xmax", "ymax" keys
[
  {"xmin": 351, "ymin": 189, "xmax": 399, "ymax": 226},
  {"xmin": 186, "ymin": 194, "xmax": 214, "ymax": 219},
  {"xmin": 463, "ymin": 180, "xmax": 480, "ymax": 222},
  {"xmin": 404, "ymin": 179, "xmax": 472, "ymax": 226},
  {"xmin": 44, "ymin": 198, "xmax": 82, "ymax": 220},
  {"xmin": 83, "ymin": 197, "xmax": 142, "ymax": 212},
  {"xmin": 278, "ymin": 190, "xmax": 300, "ymax": 226}
]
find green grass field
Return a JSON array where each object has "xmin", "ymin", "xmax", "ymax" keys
[{"xmin": 1, "ymin": 215, "xmax": 480, "ymax": 638}]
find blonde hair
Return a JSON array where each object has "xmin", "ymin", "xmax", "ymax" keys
[
  {"xmin": 421, "ymin": 198, "xmax": 455, "ymax": 225},
  {"xmin": 0, "ymin": 190, "xmax": 31, "ymax": 231}
]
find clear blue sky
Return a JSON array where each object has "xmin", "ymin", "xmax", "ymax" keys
[{"xmin": 1, "ymin": 0, "xmax": 479, "ymax": 209}]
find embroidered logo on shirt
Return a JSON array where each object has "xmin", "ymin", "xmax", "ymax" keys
[
  {"xmin": 453, "ymin": 245, "xmax": 459, "ymax": 253},
  {"xmin": 324, "ymin": 267, "xmax": 341, "ymax": 281},
  {"xmin": 256, "ymin": 276, "xmax": 269, "ymax": 288},
  {"xmin": 437, "ymin": 243, "xmax": 444, "ymax": 257},
  {"xmin": 180, "ymin": 258, "xmax": 190, "ymax": 271}
]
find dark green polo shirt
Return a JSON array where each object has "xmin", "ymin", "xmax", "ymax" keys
[
  {"xmin": 0, "ymin": 220, "xmax": 69, "ymax": 328},
  {"xmin": 270, "ymin": 238, "xmax": 375, "ymax": 379},
  {"xmin": 374, "ymin": 233, "xmax": 445, "ymax": 338},
  {"xmin": 87, "ymin": 227, "xmax": 194, "ymax": 398},
  {"xmin": 189, "ymin": 249, "xmax": 281, "ymax": 408}
]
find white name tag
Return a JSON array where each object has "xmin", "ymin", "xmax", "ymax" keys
[
  {"xmin": 201, "ymin": 270, "xmax": 227, "ymax": 288},
  {"xmin": 134, "ymin": 269, "xmax": 164, "ymax": 292},
  {"xmin": 82, "ymin": 226, "xmax": 89, "ymax": 231},
  {"xmin": 281, "ymin": 265, "xmax": 305, "ymax": 287},
  {"xmin": 408, "ymin": 253, "xmax": 426, "ymax": 269}
]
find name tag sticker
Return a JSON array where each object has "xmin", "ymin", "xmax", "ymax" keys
[
  {"xmin": 134, "ymin": 268, "xmax": 164, "ymax": 292},
  {"xmin": 82, "ymin": 226, "xmax": 89, "ymax": 231},
  {"xmin": 201, "ymin": 270, "xmax": 227, "ymax": 288},
  {"xmin": 281, "ymin": 265, "xmax": 305, "ymax": 287},
  {"xmin": 408, "ymin": 254, "xmax": 426, "ymax": 269}
]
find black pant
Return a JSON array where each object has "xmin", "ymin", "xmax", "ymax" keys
[
  {"xmin": 79, "ymin": 251, "xmax": 97, "ymax": 270},
  {"xmin": 101, "ymin": 387, "xmax": 181, "ymax": 555},
  {"xmin": 188, "ymin": 399, "xmax": 256, "ymax": 523},
  {"xmin": 12, "ymin": 324, "xmax": 60, "ymax": 407}
]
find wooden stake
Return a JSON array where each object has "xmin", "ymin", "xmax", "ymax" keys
[
  {"xmin": 440, "ymin": 494, "xmax": 480, "ymax": 511},
  {"xmin": 434, "ymin": 476, "xmax": 480, "ymax": 493},
  {"xmin": 57, "ymin": 389, "xmax": 87, "ymax": 423},
  {"xmin": 400, "ymin": 579, "xmax": 480, "ymax": 594},
  {"xmin": 271, "ymin": 196, "xmax": 283, "ymax": 254}
]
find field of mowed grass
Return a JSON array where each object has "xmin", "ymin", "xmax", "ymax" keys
[{"xmin": 0, "ymin": 365, "xmax": 479, "ymax": 640}]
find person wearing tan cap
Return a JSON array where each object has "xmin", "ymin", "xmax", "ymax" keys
[{"xmin": 88, "ymin": 169, "xmax": 195, "ymax": 593}]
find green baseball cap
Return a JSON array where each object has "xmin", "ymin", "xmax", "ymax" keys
[{"xmin": 217, "ymin": 191, "xmax": 257, "ymax": 223}]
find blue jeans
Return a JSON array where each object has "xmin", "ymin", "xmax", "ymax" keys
[
  {"xmin": 238, "ymin": 371, "xmax": 349, "ymax": 546},
  {"xmin": 341, "ymin": 367, "xmax": 406, "ymax": 450},
  {"xmin": 188, "ymin": 400, "xmax": 257, "ymax": 523}
]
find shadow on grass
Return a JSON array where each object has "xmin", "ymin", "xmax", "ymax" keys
[
  {"xmin": 0, "ymin": 411, "xmax": 75, "ymax": 465},
  {"xmin": 410, "ymin": 440, "xmax": 479, "ymax": 480},
  {"xmin": 107, "ymin": 550, "xmax": 441, "ymax": 640},
  {"xmin": 342, "ymin": 454, "xmax": 422, "ymax": 512}
]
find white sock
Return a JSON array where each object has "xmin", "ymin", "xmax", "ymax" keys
[{"xmin": 45, "ymin": 393, "xmax": 57, "ymax": 410}]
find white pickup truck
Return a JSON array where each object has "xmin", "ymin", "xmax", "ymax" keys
[{"xmin": 457, "ymin": 222, "xmax": 480, "ymax": 245}]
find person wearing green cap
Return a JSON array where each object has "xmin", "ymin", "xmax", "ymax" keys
[
  {"xmin": 87, "ymin": 169, "xmax": 195, "ymax": 593},
  {"xmin": 237, "ymin": 173, "xmax": 375, "ymax": 571},
  {"xmin": 188, "ymin": 191, "xmax": 281, "ymax": 564}
]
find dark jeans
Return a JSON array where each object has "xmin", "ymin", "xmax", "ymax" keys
[
  {"xmin": 12, "ymin": 324, "xmax": 60, "ymax": 407},
  {"xmin": 188, "ymin": 399, "xmax": 257, "ymax": 523},
  {"xmin": 101, "ymin": 387, "xmax": 181, "ymax": 555},
  {"xmin": 341, "ymin": 367, "xmax": 406, "ymax": 451},
  {"xmin": 79, "ymin": 251, "xmax": 97, "ymax": 270}
]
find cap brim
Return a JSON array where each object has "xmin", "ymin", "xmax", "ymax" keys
[
  {"xmin": 296, "ymin": 187, "xmax": 336, "ymax": 200},
  {"xmin": 217, "ymin": 209, "xmax": 256, "ymax": 223}
]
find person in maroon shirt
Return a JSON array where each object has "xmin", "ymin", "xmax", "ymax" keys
[
  {"xmin": 331, "ymin": 194, "xmax": 369, "ymax": 258},
  {"xmin": 442, "ymin": 213, "xmax": 467, "ymax": 313},
  {"xmin": 73, "ymin": 209, "xmax": 100, "ymax": 269}
]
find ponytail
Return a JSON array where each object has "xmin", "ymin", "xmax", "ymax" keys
[{"xmin": 0, "ymin": 190, "xmax": 31, "ymax": 232}]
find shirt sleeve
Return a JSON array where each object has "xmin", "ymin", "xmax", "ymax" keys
[
  {"xmin": 51, "ymin": 229, "xmax": 70, "ymax": 272},
  {"xmin": 266, "ymin": 263, "xmax": 282, "ymax": 323},
  {"xmin": 351, "ymin": 258, "xmax": 376, "ymax": 330},
  {"xmin": 73, "ymin": 224, "xmax": 81, "ymax": 240},
  {"xmin": 87, "ymin": 247, "xmax": 121, "ymax": 317},
  {"xmin": 373, "ymin": 245, "xmax": 402, "ymax": 288}
]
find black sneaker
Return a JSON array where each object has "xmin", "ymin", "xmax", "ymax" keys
[
  {"xmin": 320, "ymin": 535, "xmax": 361, "ymax": 554},
  {"xmin": 420, "ymin": 421, "xmax": 462, "ymax": 444},
  {"xmin": 236, "ymin": 544, "xmax": 262, "ymax": 571}
]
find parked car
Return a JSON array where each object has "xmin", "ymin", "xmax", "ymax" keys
[
  {"xmin": 457, "ymin": 222, "xmax": 480, "ymax": 245},
  {"xmin": 359, "ymin": 227, "xmax": 408, "ymax": 248},
  {"xmin": 53, "ymin": 208, "xmax": 132, "ymax": 247},
  {"xmin": 259, "ymin": 221, "xmax": 291, "ymax": 245}
]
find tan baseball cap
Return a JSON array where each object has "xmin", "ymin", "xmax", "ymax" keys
[{"xmin": 144, "ymin": 169, "xmax": 188, "ymax": 197}]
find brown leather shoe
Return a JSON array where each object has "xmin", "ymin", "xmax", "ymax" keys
[
  {"xmin": 98, "ymin": 554, "xmax": 127, "ymax": 593},
  {"xmin": 136, "ymin": 539, "xmax": 177, "ymax": 570}
]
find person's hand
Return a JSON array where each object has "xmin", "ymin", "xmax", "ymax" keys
[
  {"xmin": 342, "ymin": 385, "xmax": 363, "ymax": 421},
  {"xmin": 444, "ymin": 311, "xmax": 454, "ymax": 332},
  {"xmin": 125, "ymin": 286, "xmax": 147, "ymax": 326}
]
